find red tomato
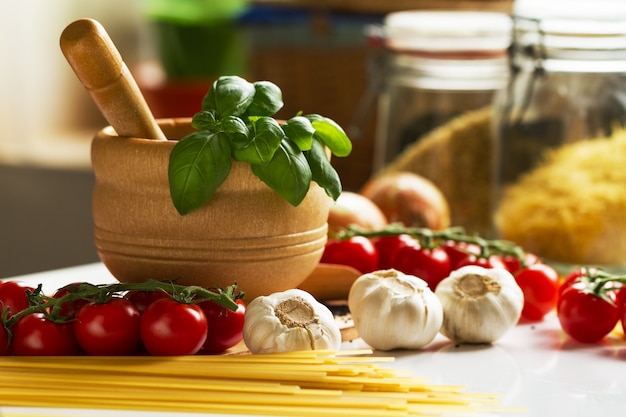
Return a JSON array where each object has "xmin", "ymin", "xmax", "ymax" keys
[
  {"xmin": 0, "ymin": 281, "xmax": 36, "ymax": 317},
  {"xmin": 501, "ymin": 252, "xmax": 540, "ymax": 275},
  {"xmin": 0, "ymin": 324, "xmax": 11, "ymax": 356},
  {"xmin": 52, "ymin": 282, "xmax": 93, "ymax": 318},
  {"xmin": 443, "ymin": 241, "xmax": 480, "ymax": 270},
  {"xmin": 393, "ymin": 241, "xmax": 451, "ymax": 289},
  {"xmin": 560, "ymin": 268, "xmax": 589, "ymax": 296},
  {"xmin": 125, "ymin": 290, "xmax": 170, "ymax": 314},
  {"xmin": 199, "ymin": 299, "xmax": 246, "ymax": 353},
  {"xmin": 320, "ymin": 236, "xmax": 379, "ymax": 274},
  {"xmin": 515, "ymin": 263, "xmax": 560, "ymax": 321},
  {"xmin": 12, "ymin": 313, "xmax": 79, "ymax": 356},
  {"xmin": 372, "ymin": 234, "xmax": 415, "ymax": 270},
  {"xmin": 455, "ymin": 253, "xmax": 507, "ymax": 270},
  {"xmin": 140, "ymin": 298, "xmax": 208, "ymax": 356},
  {"xmin": 621, "ymin": 301, "xmax": 626, "ymax": 337},
  {"xmin": 74, "ymin": 298, "xmax": 141, "ymax": 355},
  {"xmin": 557, "ymin": 281, "xmax": 621, "ymax": 343}
]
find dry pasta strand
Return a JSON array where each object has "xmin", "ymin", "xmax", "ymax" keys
[{"xmin": 0, "ymin": 350, "xmax": 521, "ymax": 417}]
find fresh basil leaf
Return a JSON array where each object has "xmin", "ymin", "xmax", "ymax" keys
[
  {"xmin": 220, "ymin": 116, "xmax": 248, "ymax": 135},
  {"xmin": 282, "ymin": 116, "xmax": 314, "ymax": 151},
  {"xmin": 305, "ymin": 139, "xmax": 342, "ymax": 201},
  {"xmin": 244, "ymin": 81, "xmax": 283, "ymax": 117},
  {"xmin": 306, "ymin": 114, "xmax": 352, "ymax": 157},
  {"xmin": 251, "ymin": 140, "xmax": 312, "ymax": 207},
  {"xmin": 168, "ymin": 131, "xmax": 232, "ymax": 215},
  {"xmin": 220, "ymin": 116, "xmax": 249, "ymax": 145},
  {"xmin": 201, "ymin": 76, "xmax": 255, "ymax": 118},
  {"xmin": 233, "ymin": 117, "xmax": 283, "ymax": 164},
  {"xmin": 191, "ymin": 110, "xmax": 218, "ymax": 131}
]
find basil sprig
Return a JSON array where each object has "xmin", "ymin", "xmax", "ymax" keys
[{"xmin": 168, "ymin": 75, "xmax": 352, "ymax": 215}]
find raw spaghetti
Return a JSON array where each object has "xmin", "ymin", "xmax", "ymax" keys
[{"xmin": 0, "ymin": 350, "xmax": 520, "ymax": 416}]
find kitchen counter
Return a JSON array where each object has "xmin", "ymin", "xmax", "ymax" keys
[{"xmin": 1, "ymin": 262, "xmax": 625, "ymax": 417}]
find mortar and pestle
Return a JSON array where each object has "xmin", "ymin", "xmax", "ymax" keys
[{"xmin": 60, "ymin": 19, "xmax": 332, "ymax": 301}]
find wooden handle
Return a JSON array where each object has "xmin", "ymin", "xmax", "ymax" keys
[{"xmin": 60, "ymin": 18, "xmax": 167, "ymax": 141}]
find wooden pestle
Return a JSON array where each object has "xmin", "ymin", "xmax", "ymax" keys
[{"xmin": 60, "ymin": 18, "xmax": 167, "ymax": 141}]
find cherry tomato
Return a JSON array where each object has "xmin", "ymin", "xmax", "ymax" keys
[
  {"xmin": 443, "ymin": 241, "xmax": 480, "ymax": 270},
  {"xmin": 74, "ymin": 297, "xmax": 141, "ymax": 355},
  {"xmin": 0, "ymin": 324, "xmax": 11, "ymax": 356},
  {"xmin": 372, "ymin": 234, "xmax": 415, "ymax": 270},
  {"xmin": 560, "ymin": 267, "xmax": 625, "ymax": 299},
  {"xmin": 515, "ymin": 263, "xmax": 559, "ymax": 321},
  {"xmin": 557, "ymin": 281, "xmax": 621, "ymax": 343},
  {"xmin": 621, "ymin": 301, "xmax": 626, "ymax": 337},
  {"xmin": 455, "ymin": 253, "xmax": 507, "ymax": 270},
  {"xmin": 140, "ymin": 298, "xmax": 208, "ymax": 356},
  {"xmin": 12, "ymin": 313, "xmax": 79, "ymax": 356},
  {"xmin": 52, "ymin": 282, "xmax": 93, "ymax": 318},
  {"xmin": 393, "ymin": 241, "xmax": 451, "ymax": 289},
  {"xmin": 0, "ymin": 281, "xmax": 36, "ymax": 318},
  {"xmin": 560, "ymin": 268, "xmax": 590, "ymax": 296},
  {"xmin": 125, "ymin": 290, "xmax": 170, "ymax": 314},
  {"xmin": 501, "ymin": 252, "xmax": 540, "ymax": 275},
  {"xmin": 199, "ymin": 299, "xmax": 246, "ymax": 353},
  {"xmin": 320, "ymin": 236, "xmax": 379, "ymax": 274}
]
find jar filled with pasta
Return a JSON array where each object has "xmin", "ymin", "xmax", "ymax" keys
[{"xmin": 493, "ymin": 0, "xmax": 626, "ymax": 270}]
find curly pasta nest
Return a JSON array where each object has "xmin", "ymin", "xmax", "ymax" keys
[{"xmin": 496, "ymin": 130, "xmax": 626, "ymax": 265}]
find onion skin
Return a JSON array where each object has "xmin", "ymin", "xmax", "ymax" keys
[
  {"xmin": 360, "ymin": 172, "xmax": 451, "ymax": 230},
  {"xmin": 327, "ymin": 191, "xmax": 388, "ymax": 233}
]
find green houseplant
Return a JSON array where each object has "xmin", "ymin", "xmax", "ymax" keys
[
  {"xmin": 143, "ymin": 0, "xmax": 249, "ymax": 80},
  {"xmin": 168, "ymin": 75, "xmax": 352, "ymax": 214}
]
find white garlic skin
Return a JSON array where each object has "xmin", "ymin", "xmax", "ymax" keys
[
  {"xmin": 243, "ymin": 288, "xmax": 341, "ymax": 354},
  {"xmin": 435, "ymin": 265, "xmax": 524, "ymax": 344},
  {"xmin": 348, "ymin": 269, "xmax": 443, "ymax": 351}
]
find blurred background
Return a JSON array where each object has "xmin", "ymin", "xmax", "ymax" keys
[{"xmin": 0, "ymin": 0, "xmax": 512, "ymax": 277}]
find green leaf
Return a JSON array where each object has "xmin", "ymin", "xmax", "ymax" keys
[
  {"xmin": 306, "ymin": 114, "xmax": 352, "ymax": 157},
  {"xmin": 191, "ymin": 110, "xmax": 218, "ymax": 130},
  {"xmin": 232, "ymin": 117, "xmax": 283, "ymax": 164},
  {"xmin": 220, "ymin": 115, "xmax": 249, "ymax": 145},
  {"xmin": 220, "ymin": 116, "xmax": 248, "ymax": 136},
  {"xmin": 244, "ymin": 81, "xmax": 283, "ymax": 117},
  {"xmin": 251, "ymin": 140, "xmax": 312, "ymax": 206},
  {"xmin": 168, "ymin": 131, "xmax": 232, "ymax": 215},
  {"xmin": 282, "ymin": 116, "xmax": 314, "ymax": 151},
  {"xmin": 306, "ymin": 139, "xmax": 342, "ymax": 201},
  {"xmin": 201, "ymin": 75, "xmax": 255, "ymax": 118}
]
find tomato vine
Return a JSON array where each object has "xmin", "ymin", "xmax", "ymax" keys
[
  {"xmin": 1, "ymin": 280, "xmax": 242, "ymax": 330},
  {"xmin": 333, "ymin": 224, "xmax": 527, "ymax": 263}
]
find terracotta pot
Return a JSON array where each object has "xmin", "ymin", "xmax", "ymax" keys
[{"xmin": 91, "ymin": 118, "xmax": 331, "ymax": 300}]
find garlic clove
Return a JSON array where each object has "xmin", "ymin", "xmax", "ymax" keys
[
  {"xmin": 435, "ymin": 265, "xmax": 524, "ymax": 344},
  {"xmin": 243, "ymin": 289, "xmax": 341, "ymax": 354},
  {"xmin": 348, "ymin": 269, "xmax": 443, "ymax": 351}
]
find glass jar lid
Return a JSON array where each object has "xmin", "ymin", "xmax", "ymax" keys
[
  {"xmin": 513, "ymin": 0, "xmax": 626, "ymax": 50},
  {"xmin": 383, "ymin": 11, "xmax": 512, "ymax": 56}
]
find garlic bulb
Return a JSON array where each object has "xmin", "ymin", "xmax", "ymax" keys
[
  {"xmin": 243, "ymin": 289, "xmax": 341, "ymax": 354},
  {"xmin": 435, "ymin": 265, "xmax": 524, "ymax": 344},
  {"xmin": 348, "ymin": 269, "xmax": 443, "ymax": 351}
]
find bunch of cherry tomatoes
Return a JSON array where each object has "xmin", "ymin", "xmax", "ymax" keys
[
  {"xmin": 0, "ymin": 280, "xmax": 246, "ymax": 356},
  {"xmin": 321, "ymin": 225, "xmax": 626, "ymax": 344}
]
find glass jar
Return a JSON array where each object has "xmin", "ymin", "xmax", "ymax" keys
[
  {"xmin": 373, "ymin": 11, "xmax": 511, "ymax": 171},
  {"xmin": 493, "ymin": 0, "xmax": 626, "ymax": 270}
]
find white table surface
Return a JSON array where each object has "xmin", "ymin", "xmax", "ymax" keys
[{"xmin": 1, "ymin": 262, "xmax": 625, "ymax": 417}]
